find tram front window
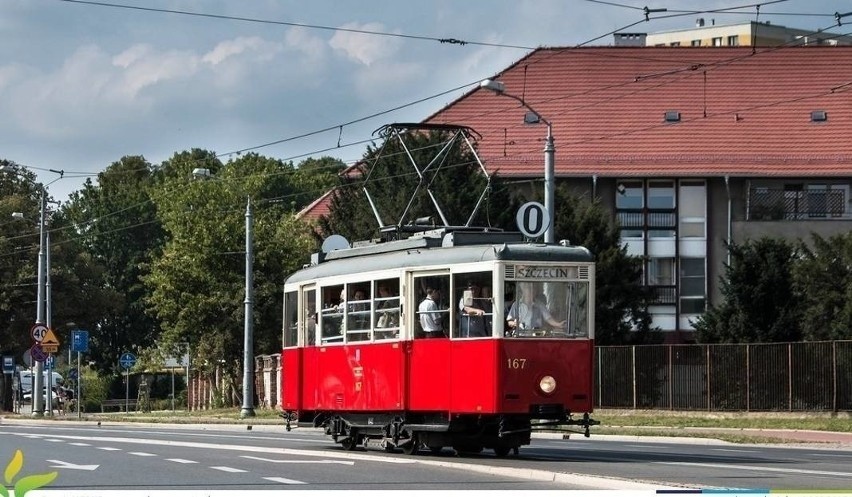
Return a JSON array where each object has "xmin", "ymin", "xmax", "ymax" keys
[{"xmin": 504, "ymin": 280, "xmax": 589, "ymax": 338}]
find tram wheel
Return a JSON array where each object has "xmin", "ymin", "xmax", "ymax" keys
[
  {"xmin": 340, "ymin": 435, "xmax": 359, "ymax": 451},
  {"xmin": 401, "ymin": 434, "xmax": 419, "ymax": 455},
  {"xmin": 493, "ymin": 446, "xmax": 511, "ymax": 458}
]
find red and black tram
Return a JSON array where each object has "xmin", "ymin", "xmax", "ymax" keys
[{"xmin": 280, "ymin": 229, "xmax": 597, "ymax": 456}]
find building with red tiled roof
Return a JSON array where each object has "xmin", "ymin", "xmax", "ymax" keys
[{"xmin": 424, "ymin": 46, "xmax": 852, "ymax": 340}]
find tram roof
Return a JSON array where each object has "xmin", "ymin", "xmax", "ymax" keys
[{"xmin": 286, "ymin": 230, "xmax": 594, "ymax": 285}]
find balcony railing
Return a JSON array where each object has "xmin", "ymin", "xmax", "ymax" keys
[
  {"xmin": 748, "ymin": 188, "xmax": 847, "ymax": 220},
  {"xmin": 648, "ymin": 285, "xmax": 676, "ymax": 305},
  {"xmin": 617, "ymin": 209, "xmax": 677, "ymax": 229}
]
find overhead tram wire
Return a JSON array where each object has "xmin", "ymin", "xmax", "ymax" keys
[{"xmin": 55, "ymin": 0, "xmax": 535, "ymax": 51}]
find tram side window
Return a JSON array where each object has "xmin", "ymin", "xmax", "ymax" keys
[
  {"xmin": 374, "ymin": 278, "xmax": 400, "ymax": 340},
  {"xmin": 345, "ymin": 283, "xmax": 371, "ymax": 342},
  {"xmin": 453, "ymin": 272, "xmax": 493, "ymax": 338},
  {"xmin": 303, "ymin": 287, "xmax": 317, "ymax": 346},
  {"xmin": 320, "ymin": 284, "xmax": 345, "ymax": 344},
  {"xmin": 284, "ymin": 291, "xmax": 298, "ymax": 347},
  {"xmin": 414, "ymin": 275, "xmax": 450, "ymax": 338}
]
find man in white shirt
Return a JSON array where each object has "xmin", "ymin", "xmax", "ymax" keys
[{"xmin": 418, "ymin": 287, "xmax": 444, "ymax": 338}]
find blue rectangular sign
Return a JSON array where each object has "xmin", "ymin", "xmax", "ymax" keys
[
  {"xmin": 2, "ymin": 356, "xmax": 14, "ymax": 374},
  {"xmin": 71, "ymin": 330, "xmax": 89, "ymax": 352}
]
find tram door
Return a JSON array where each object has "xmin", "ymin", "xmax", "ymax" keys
[{"xmin": 407, "ymin": 271, "xmax": 452, "ymax": 411}]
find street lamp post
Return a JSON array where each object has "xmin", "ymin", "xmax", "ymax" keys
[
  {"xmin": 241, "ymin": 197, "xmax": 255, "ymax": 418},
  {"xmin": 191, "ymin": 168, "xmax": 255, "ymax": 418},
  {"xmin": 10, "ymin": 187, "xmax": 47, "ymax": 417},
  {"xmin": 480, "ymin": 79, "xmax": 556, "ymax": 244}
]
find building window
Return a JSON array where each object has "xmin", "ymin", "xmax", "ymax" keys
[
  {"xmin": 679, "ymin": 258, "xmax": 706, "ymax": 314},
  {"xmin": 647, "ymin": 258, "xmax": 676, "ymax": 305},
  {"xmin": 691, "ymin": 39, "xmax": 701, "ymax": 46},
  {"xmin": 670, "ymin": 42, "xmax": 681, "ymax": 47},
  {"xmin": 679, "ymin": 181, "xmax": 706, "ymax": 237},
  {"xmin": 616, "ymin": 180, "xmax": 644, "ymax": 238},
  {"xmin": 712, "ymin": 37, "xmax": 723, "ymax": 46},
  {"xmin": 727, "ymin": 35, "xmax": 739, "ymax": 46},
  {"xmin": 648, "ymin": 180, "xmax": 675, "ymax": 238}
]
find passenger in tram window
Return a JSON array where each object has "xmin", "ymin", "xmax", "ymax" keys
[
  {"xmin": 418, "ymin": 287, "xmax": 445, "ymax": 338},
  {"xmin": 506, "ymin": 287, "xmax": 566, "ymax": 331},
  {"xmin": 458, "ymin": 282, "xmax": 487, "ymax": 337}
]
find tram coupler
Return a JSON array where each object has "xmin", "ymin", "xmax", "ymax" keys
[{"xmin": 278, "ymin": 410, "xmax": 297, "ymax": 431}]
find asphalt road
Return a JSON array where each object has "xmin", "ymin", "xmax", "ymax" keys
[{"xmin": 1, "ymin": 420, "xmax": 851, "ymax": 492}]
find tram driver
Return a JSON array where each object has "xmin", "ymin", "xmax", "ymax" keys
[
  {"xmin": 418, "ymin": 287, "xmax": 445, "ymax": 338},
  {"xmin": 506, "ymin": 286, "xmax": 566, "ymax": 333}
]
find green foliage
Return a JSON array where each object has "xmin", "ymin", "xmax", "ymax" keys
[
  {"xmin": 62, "ymin": 155, "xmax": 164, "ymax": 373},
  {"xmin": 318, "ymin": 129, "xmax": 516, "ymax": 241},
  {"xmin": 80, "ymin": 367, "xmax": 112, "ymax": 412},
  {"xmin": 144, "ymin": 151, "xmax": 316, "ymax": 375},
  {"xmin": 695, "ymin": 238, "xmax": 801, "ymax": 343},
  {"xmin": 552, "ymin": 188, "xmax": 653, "ymax": 345},
  {"xmin": 792, "ymin": 232, "xmax": 852, "ymax": 341}
]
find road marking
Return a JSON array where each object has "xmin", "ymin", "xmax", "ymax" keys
[
  {"xmin": 166, "ymin": 458, "xmax": 198, "ymax": 464},
  {"xmin": 241, "ymin": 455, "xmax": 354, "ymax": 465},
  {"xmin": 710, "ymin": 448, "xmax": 760, "ymax": 453},
  {"xmin": 128, "ymin": 452, "xmax": 156, "ymax": 457},
  {"xmin": 656, "ymin": 461, "xmax": 852, "ymax": 477},
  {"xmin": 96, "ymin": 447, "xmax": 122, "ymax": 451},
  {"xmin": 264, "ymin": 476, "xmax": 307, "ymax": 485},
  {"xmin": 45, "ymin": 439, "xmax": 64, "ymax": 442},
  {"xmin": 211, "ymin": 466, "xmax": 247, "ymax": 473},
  {"xmin": 47, "ymin": 460, "xmax": 99, "ymax": 471},
  {"xmin": 69, "ymin": 442, "xmax": 91, "ymax": 447}
]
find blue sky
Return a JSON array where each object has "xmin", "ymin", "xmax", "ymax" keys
[{"xmin": 1, "ymin": 0, "xmax": 850, "ymax": 200}]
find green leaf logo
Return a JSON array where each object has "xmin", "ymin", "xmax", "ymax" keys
[{"xmin": 2, "ymin": 450, "xmax": 59, "ymax": 497}]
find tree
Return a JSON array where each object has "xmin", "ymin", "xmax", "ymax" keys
[
  {"xmin": 318, "ymin": 128, "xmax": 516, "ymax": 241},
  {"xmin": 694, "ymin": 238, "xmax": 801, "ymax": 343},
  {"xmin": 144, "ymin": 151, "xmax": 315, "ymax": 404},
  {"xmin": 62, "ymin": 156, "xmax": 164, "ymax": 373},
  {"xmin": 551, "ymin": 188, "xmax": 653, "ymax": 345},
  {"xmin": 793, "ymin": 232, "xmax": 852, "ymax": 341}
]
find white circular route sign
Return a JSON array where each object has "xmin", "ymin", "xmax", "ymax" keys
[{"xmin": 516, "ymin": 201, "xmax": 550, "ymax": 238}]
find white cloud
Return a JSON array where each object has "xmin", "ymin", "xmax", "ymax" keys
[
  {"xmin": 328, "ymin": 22, "xmax": 401, "ymax": 66},
  {"xmin": 113, "ymin": 44, "xmax": 201, "ymax": 99},
  {"xmin": 203, "ymin": 36, "xmax": 280, "ymax": 65}
]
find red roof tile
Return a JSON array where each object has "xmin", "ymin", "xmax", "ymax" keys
[{"xmin": 426, "ymin": 46, "xmax": 852, "ymax": 177}]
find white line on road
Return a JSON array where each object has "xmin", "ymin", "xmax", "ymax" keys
[
  {"xmin": 241, "ymin": 455, "xmax": 354, "ymax": 465},
  {"xmin": 69, "ymin": 443, "xmax": 91, "ymax": 447},
  {"xmin": 656, "ymin": 461, "xmax": 852, "ymax": 477},
  {"xmin": 710, "ymin": 448, "xmax": 760, "ymax": 453},
  {"xmin": 45, "ymin": 439, "xmax": 64, "ymax": 442},
  {"xmin": 211, "ymin": 466, "xmax": 247, "ymax": 473},
  {"xmin": 128, "ymin": 452, "xmax": 157, "ymax": 457},
  {"xmin": 166, "ymin": 458, "xmax": 198, "ymax": 464},
  {"xmin": 264, "ymin": 476, "xmax": 307, "ymax": 485},
  {"xmin": 96, "ymin": 447, "xmax": 122, "ymax": 451}
]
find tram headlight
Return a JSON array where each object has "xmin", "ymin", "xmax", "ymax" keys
[{"xmin": 539, "ymin": 375, "xmax": 556, "ymax": 394}]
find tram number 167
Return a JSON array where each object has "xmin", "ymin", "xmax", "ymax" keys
[{"xmin": 506, "ymin": 358, "xmax": 527, "ymax": 369}]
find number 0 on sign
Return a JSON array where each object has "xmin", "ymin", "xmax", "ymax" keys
[{"xmin": 516, "ymin": 202, "xmax": 550, "ymax": 238}]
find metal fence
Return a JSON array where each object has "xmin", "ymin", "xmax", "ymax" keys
[{"xmin": 596, "ymin": 341, "xmax": 852, "ymax": 411}]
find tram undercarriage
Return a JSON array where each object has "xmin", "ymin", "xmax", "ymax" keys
[{"xmin": 283, "ymin": 409, "xmax": 597, "ymax": 457}]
